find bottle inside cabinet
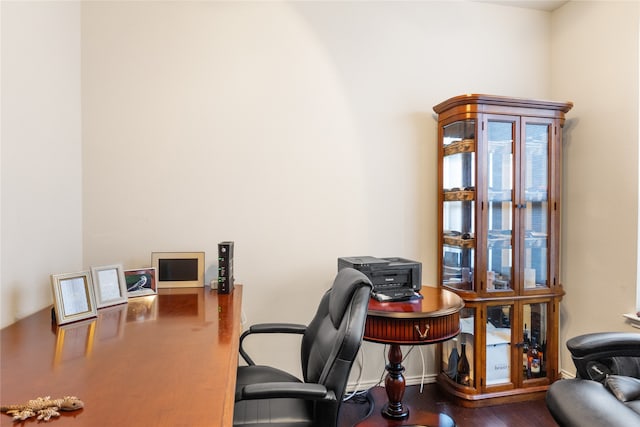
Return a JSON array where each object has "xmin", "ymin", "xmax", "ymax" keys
[
  {"xmin": 457, "ymin": 342, "xmax": 471, "ymax": 386},
  {"xmin": 524, "ymin": 302, "xmax": 548, "ymax": 379},
  {"xmin": 527, "ymin": 338, "xmax": 543, "ymax": 378},
  {"xmin": 442, "ymin": 307, "xmax": 475, "ymax": 386}
]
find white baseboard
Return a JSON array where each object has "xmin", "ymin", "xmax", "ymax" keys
[
  {"xmin": 559, "ymin": 369, "xmax": 576, "ymax": 379},
  {"xmin": 346, "ymin": 373, "xmax": 438, "ymax": 393},
  {"xmin": 349, "ymin": 370, "xmax": 576, "ymax": 393}
]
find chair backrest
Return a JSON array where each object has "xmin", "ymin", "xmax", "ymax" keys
[{"xmin": 300, "ymin": 267, "xmax": 372, "ymax": 426}]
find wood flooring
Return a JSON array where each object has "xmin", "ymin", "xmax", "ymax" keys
[{"xmin": 339, "ymin": 383, "xmax": 559, "ymax": 427}]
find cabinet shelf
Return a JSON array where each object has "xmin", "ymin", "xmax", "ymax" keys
[
  {"xmin": 443, "ymin": 139, "xmax": 475, "ymax": 156},
  {"xmin": 443, "ymin": 236, "xmax": 475, "ymax": 249},
  {"xmin": 444, "ymin": 190, "xmax": 475, "ymax": 201},
  {"xmin": 435, "ymin": 94, "xmax": 572, "ymax": 406}
]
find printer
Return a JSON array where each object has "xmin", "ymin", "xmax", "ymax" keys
[{"xmin": 338, "ymin": 256, "xmax": 422, "ymax": 301}]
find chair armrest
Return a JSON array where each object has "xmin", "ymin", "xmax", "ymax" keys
[
  {"xmin": 567, "ymin": 332, "xmax": 640, "ymax": 379},
  {"xmin": 239, "ymin": 323, "xmax": 307, "ymax": 365},
  {"xmin": 247, "ymin": 323, "xmax": 307, "ymax": 335},
  {"xmin": 239, "ymin": 382, "xmax": 336, "ymax": 401}
]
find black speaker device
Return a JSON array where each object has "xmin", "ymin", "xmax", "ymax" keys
[{"xmin": 217, "ymin": 241, "xmax": 234, "ymax": 294}]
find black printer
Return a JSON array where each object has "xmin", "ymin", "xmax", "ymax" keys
[{"xmin": 338, "ymin": 256, "xmax": 422, "ymax": 302}]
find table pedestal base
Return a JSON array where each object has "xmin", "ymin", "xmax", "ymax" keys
[
  {"xmin": 382, "ymin": 343, "xmax": 410, "ymax": 420},
  {"xmin": 356, "ymin": 387, "xmax": 456, "ymax": 427}
]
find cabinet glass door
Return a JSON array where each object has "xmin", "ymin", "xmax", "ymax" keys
[
  {"xmin": 522, "ymin": 302, "xmax": 548, "ymax": 380},
  {"xmin": 485, "ymin": 304, "xmax": 512, "ymax": 386},
  {"xmin": 443, "ymin": 307, "xmax": 476, "ymax": 387},
  {"xmin": 486, "ymin": 120, "xmax": 515, "ymax": 292},
  {"xmin": 523, "ymin": 122, "xmax": 551, "ymax": 290},
  {"xmin": 442, "ymin": 120, "xmax": 475, "ymax": 291}
]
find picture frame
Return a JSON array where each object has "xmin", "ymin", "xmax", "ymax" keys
[
  {"xmin": 152, "ymin": 251, "xmax": 205, "ymax": 288},
  {"xmin": 91, "ymin": 264, "xmax": 128, "ymax": 308},
  {"xmin": 51, "ymin": 271, "xmax": 98, "ymax": 325},
  {"xmin": 125, "ymin": 267, "xmax": 157, "ymax": 297}
]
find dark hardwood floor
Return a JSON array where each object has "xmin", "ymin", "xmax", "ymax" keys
[{"xmin": 339, "ymin": 384, "xmax": 559, "ymax": 427}]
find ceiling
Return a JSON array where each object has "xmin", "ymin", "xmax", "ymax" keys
[{"xmin": 479, "ymin": 1, "xmax": 569, "ymax": 12}]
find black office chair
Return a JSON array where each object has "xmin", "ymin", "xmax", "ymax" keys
[
  {"xmin": 546, "ymin": 332, "xmax": 640, "ymax": 426},
  {"xmin": 233, "ymin": 268, "xmax": 373, "ymax": 427}
]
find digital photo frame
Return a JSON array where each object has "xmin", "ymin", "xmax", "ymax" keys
[{"xmin": 151, "ymin": 251, "xmax": 205, "ymax": 288}]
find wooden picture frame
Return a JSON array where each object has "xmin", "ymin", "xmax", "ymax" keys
[
  {"xmin": 51, "ymin": 271, "xmax": 98, "ymax": 325},
  {"xmin": 125, "ymin": 267, "xmax": 157, "ymax": 297},
  {"xmin": 91, "ymin": 264, "xmax": 128, "ymax": 308}
]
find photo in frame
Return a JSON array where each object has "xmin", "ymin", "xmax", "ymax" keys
[
  {"xmin": 51, "ymin": 271, "xmax": 98, "ymax": 325},
  {"xmin": 125, "ymin": 268, "xmax": 157, "ymax": 297},
  {"xmin": 91, "ymin": 264, "xmax": 128, "ymax": 308}
]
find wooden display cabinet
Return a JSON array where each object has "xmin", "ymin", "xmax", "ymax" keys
[{"xmin": 434, "ymin": 94, "xmax": 573, "ymax": 406}]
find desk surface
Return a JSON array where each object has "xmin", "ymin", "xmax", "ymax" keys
[{"xmin": 1, "ymin": 285, "xmax": 242, "ymax": 426}]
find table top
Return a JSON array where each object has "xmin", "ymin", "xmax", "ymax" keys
[
  {"xmin": 367, "ymin": 286, "xmax": 464, "ymax": 318},
  {"xmin": 364, "ymin": 286, "xmax": 463, "ymax": 345},
  {"xmin": 0, "ymin": 285, "xmax": 242, "ymax": 426}
]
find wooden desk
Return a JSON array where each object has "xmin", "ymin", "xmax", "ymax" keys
[
  {"xmin": 0, "ymin": 285, "xmax": 242, "ymax": 426},
  {"xmin": 360, "ymin": 286, "xmax": 463, "ymax": 425}
]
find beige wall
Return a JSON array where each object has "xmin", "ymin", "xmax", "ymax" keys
[
  {"xmin": 80, "ymin": 0, "xmax": 551, "ymax": 383},
  {"xmin": 1, "ymin": 1, "xmax": 82, "ymax": 327},
  {"xmin": 2, "ymin": 0, "xmax": 638, "ymax": 387},
  {"xmin": 551, "ymin": 0, "xmax": 640, "ymax": 376}
]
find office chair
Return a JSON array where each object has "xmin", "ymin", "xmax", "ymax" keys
[
  {"xmin": 233, "ymin": 268, "xmax": 373, "ymax": 427},
  {"xmin": 546, "ymin": 332, "xmax": 640, "ymax": 426}
]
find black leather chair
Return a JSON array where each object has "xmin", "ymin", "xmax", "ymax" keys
[
  {"xmin": 233, "ymin": 268, "xmax": 373, "ymax": 427},
  {"xmin": 546, "ymin": 332, "xmax": 640, "ymax": 427}
]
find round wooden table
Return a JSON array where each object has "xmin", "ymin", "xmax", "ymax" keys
[{"xmin": 361, "ymin": 286, "xmax": 463, "ymax": 424}]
